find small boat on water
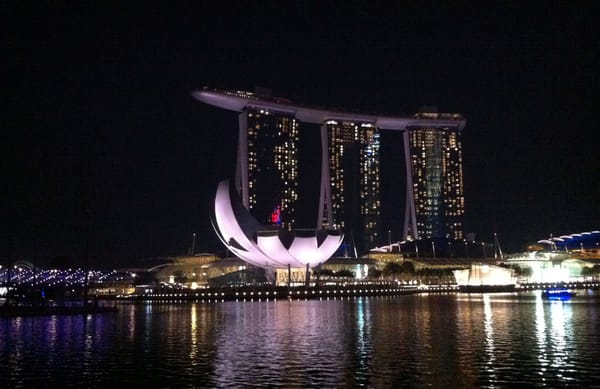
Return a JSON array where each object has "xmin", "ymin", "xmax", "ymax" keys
[
  {"xmin": 457, "ymin": 284, "xmax": 516, "ymax": 293},
  {"xmin": 542, "ymin": 288, "xmax": 576, "ymax": 300}
]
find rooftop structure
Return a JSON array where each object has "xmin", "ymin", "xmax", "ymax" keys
[
  {"xmin": 537, "ymin": 230, "xmax": 600, "ymax": 251},
  {"xmin": 193, "ymin": 88, "xmax": 466, "ymax": 131}
]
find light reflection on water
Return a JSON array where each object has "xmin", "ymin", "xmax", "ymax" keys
[
  {"xmin": 1, "ymin": 293, "xmax": 599, "ymax": 387},
  {"xmin": 482, "ymin": 294, "xmax": 496, "ymax": 383},
  {"xmin": 536, "ymin": 292, "xmax": 579, "ymax": 385}
]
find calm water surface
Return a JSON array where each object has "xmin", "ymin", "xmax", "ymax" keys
[{"xmin": 1, "ymin": 291, "xmax": 599, "ymax": 388}]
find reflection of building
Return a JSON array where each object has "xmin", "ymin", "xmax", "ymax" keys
[
  {"xmin": 320, "ymin": 121, "xmax": 380, "ymax": 251},
  {"xmin": 404, "ymin": 111, "xmax": 465, "ymax": 240}
]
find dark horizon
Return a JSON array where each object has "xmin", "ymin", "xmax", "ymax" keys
[{"xmin": 5, "ymin": 3, "xmax": 599, "ymax": 268}]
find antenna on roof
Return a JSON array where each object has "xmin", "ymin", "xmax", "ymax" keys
[{"xmin": 494, "ymin": 233, "xmax": 504, "ymax": 260}]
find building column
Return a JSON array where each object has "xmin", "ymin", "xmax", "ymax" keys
[
  {"xmin": 305, "ymin": 263, "xmax": 310, "ymax": 287},
  {"xmin": 403, "ymin": 130, "xmax": 419, "ymax": 240},
  {"xmin": 317, "ymin": 124, "xmax": 333, "ymax": 229},
  {"xmin": 237, "ymin": 111, "xmax": 249, "ymax": 209}
]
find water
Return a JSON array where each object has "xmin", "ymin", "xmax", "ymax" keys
[{"xmin": 2, "ymin": 291, "xmax": 599, "ymax": 388}]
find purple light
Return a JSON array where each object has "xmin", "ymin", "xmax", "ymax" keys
[{"xmin": 212, "ymin": 180, "xmax": 342, "ymax": 269}]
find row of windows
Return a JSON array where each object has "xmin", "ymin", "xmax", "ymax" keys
[{"xmin": 247, "ymin": 114, "xmax": 463, "ymax": 240}]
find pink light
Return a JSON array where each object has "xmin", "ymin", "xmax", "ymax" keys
[{"xmin": 213, "ymin": 180, "xmax": 342, "ymax": 269}]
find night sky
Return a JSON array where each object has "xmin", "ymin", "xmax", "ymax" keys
[{"xmin": 5, "ymin": 3, "xmax": 599, "ymax": 268}]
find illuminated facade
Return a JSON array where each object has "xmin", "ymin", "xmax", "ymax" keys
[
  {"xmin": 211, "ymin": 180, "xmax": 343, "ymax": 270},
  {"xmin": 241, "ymin": 108, "xmax": 299, "ymax": 229},
  {"xmin": 503, "ymin": 230, "xmax": 600, "ymax": 283},
  {"xmin": 193, "ymin": 88, "xmax": 466, "ymax": 254},
  {"xmin": 318, "ymin": 121, "xmax": 380, "ymax": 251},
  {"xmin": 453, "ymin": 264, "xmax": 517, "ymax": 288},
  {"xmin": 404, "ymin": 112, "xmax": 465, "ymax": 240}
]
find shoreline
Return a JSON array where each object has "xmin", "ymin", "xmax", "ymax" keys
[
  {"xmin": 2, "ymin": 282, "xmax": 598, "ymax": 315},
  {"xmin": 114, "ymin": 281, "xmax": 600, "ymax": 302}
]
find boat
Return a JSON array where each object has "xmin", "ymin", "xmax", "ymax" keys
[
  {"xmin": 542, "ymin": 288, "xmax": 576, "ymax": 300},
  {"xmin": 457, "ymin": 284, "xmax": 516, "ymax": 293}
]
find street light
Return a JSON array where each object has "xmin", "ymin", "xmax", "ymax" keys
[
  {"xmin": 432, "ymin": 241, "xmax": 436, "ymax": 258},
  {"xmin": 464, "ymin": 240, "xmax": 469, "ymax": 259},
  {"xmin": 398, "ymin": 241, "xmax": 404, "ymax": 262},
  {"xmin": 482, "ymin": 242, "xmax": 487, "ymax": 258},
  {"xmin": 493, "ymin": 232, "xmax": 498, "ymax": 260},
  {"xmin": 191, "ymin": 233, "xmax": 196, "ymax": 256}
]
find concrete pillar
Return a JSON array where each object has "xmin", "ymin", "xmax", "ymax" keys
[
  {"xmin": 237, "ymin": 112, "xmax": 249, "ymax": 209},
  {"xmin": 403, "ymin": 130, "xmax": 418, "ymax": 240},
  {"xmin": 317, "ymin": 124, "xmax": 332, "ymax": 229},
  {"xmin": 305, "ymin": 263, "xmax": 310, "ymax": 287}
]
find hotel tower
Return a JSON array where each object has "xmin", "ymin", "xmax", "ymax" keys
[
  {"xmin": 319, "ymin": 121, "xmax": 381, "ymax": 251},
  {"xmin": 239, "ymin": 106, "xmax": 299, "ymax": 229},
  {"xmin": 193, "ymin": 88, "xmax": 466, "ymax": 250},
  {"xmin": 404, "ymin": 111, "xmax": 465, "ymax": 240}
]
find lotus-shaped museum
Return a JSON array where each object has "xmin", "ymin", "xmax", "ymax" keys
[{"xmin": 211, "ymin": 180, "xmax": 343, "ymax": 269}]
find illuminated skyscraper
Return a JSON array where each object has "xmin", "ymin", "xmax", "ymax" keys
[
  {"xmin": 239, "ymin": 107, "xmax": 300, "ymax": 229},
  {"xmin": 403, "ymin": 111, "xmax": 465, "ymax": 240},
  {"xmin": 193, "ymin": 88, "xmax": 466, "ymax": 252},
  {"xmin": 318, "ymin": 121, "xmax": 381, "ymax": 251}
]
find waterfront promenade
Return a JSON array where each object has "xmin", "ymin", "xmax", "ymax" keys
[{"xmin": 116, "ymin": 281, "xmax": 600, "ymax": 302}]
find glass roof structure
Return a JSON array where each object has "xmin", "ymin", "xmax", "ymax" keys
[{"xmin": 538, "ymin": 230, "xmax": 600, "ymax": 249}]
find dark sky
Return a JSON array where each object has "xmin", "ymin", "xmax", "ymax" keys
[{"xmin": 5, "ymin": 3, "xmax": 599, "ymax": 268}]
